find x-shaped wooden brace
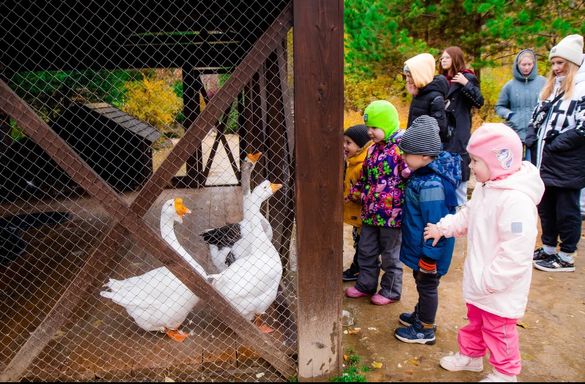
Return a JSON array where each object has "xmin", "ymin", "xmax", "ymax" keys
[{"xmin": 0, "ymin": 2, "xmax": 294, "ymax": 381}]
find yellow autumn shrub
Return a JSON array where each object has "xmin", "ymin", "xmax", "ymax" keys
[{"xmin": 122, "ymin": 78, "xmax": 182, "ymax": 130}]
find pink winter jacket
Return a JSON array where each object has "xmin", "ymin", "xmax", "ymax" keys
[{"xmin": 435, "ymin": 162, "xmax": 545, "ymax": 318}]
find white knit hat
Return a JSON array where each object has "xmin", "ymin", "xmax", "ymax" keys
[{"xmin": 549, "ymin": 34, "xmax": 584, "ymax": 66}]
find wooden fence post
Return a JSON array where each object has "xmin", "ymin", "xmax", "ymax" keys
[{"xmin": 294, "ymin": 0, "xmax": 344, "ymax": 380}]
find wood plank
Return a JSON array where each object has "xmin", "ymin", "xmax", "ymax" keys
[
  {"xmin": 264, "ymin": 47, "xmax": 295, "ymax": 262},
  {"xmin": 224, "ymin": 186, "xmax": 243, "ymax": 225},
  {"xmin": 183, "ymin": 67, "xmax": 204, "ymax": 188},
  {"xmin": 293, "ymin": 0, "xmax": 344, "ymax": 380}
]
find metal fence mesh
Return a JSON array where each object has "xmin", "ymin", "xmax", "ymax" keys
[{"xmin": 1, "ymin": 0, "xmax": 297, "ymax": 381}]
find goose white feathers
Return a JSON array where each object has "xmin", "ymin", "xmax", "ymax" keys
[
  {"xmin": 201, "ymin": 152, "xmax": 273, "ymax": 272},
  {"xmin": 207, "ymin": 180, "xmax": 284, "ymax": 330},
  {"xmin": 100, "ymin": 198, "xmax": 201, "ymax": 341},
  {"xmin": 101, "ymin": 181, "xmax": 284, "ymax": 338}
]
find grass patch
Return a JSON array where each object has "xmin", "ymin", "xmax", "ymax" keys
[{"xmin": 329, "ymin": 348, "xmax": 370, "ymax": 382}]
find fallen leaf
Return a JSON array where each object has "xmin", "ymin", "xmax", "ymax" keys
[
  {"xmin": 516, "ymin": 321, "xmax": 528, "ymax": 329},
  {"xmin": 164, "ymin": 377, "xmax": 175, "ymax": 382},
  {"xmin": 367, "ymin": 327, "xmax": 377, "ymax": 331},
  {"xmin": 521, "ymin": 351, "xmax": 536, "ymax": 361},
  {"xmin": 343, "ymin": 354, "xmax": 349, "ymax": 362},
  {"xmin": 371, "ymin": 361, "xmax": 383, "ymax": 369},
  {"xmin": 92, "ymin": 319, "xmax": 103, "ymax": 327},
  {"xmin": 407, "ymin": 357, "xmax": 420, "ymax": 366},
  {"xmin": 347, "ymin": 327, "xmax": 361, "ymax": 335},
  {"xmin": 53, "ymin": 330, "xmax": 65, "ymax": 339},
  {"xmin": 256, "ymin": 373, "xmax": 265, "ymax": 379}
]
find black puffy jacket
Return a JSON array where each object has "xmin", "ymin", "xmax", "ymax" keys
[
  {"xmin": 443, "ymin": 71, "xmax": 484, "ymax": 181},
  {"xmin": 407, "ymin": 75, "xmax": 449, "ymax": 140}
]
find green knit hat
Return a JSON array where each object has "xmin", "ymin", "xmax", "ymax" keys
[{"xmin": 363, "ymin": 100, "xmax": 400, "ymax": 140}]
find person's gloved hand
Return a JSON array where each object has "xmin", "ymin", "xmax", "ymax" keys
[
  {"xmin": 544, "ymin": 129, "xmax": 560, "ymax": 144},
  {"xmin": 418, "ymin": 257, "xmax": 437, "ymax": 274}
]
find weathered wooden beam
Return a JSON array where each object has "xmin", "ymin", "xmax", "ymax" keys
[
  {"xmin": 264, "ymin": 47, "xmax": 295, "ymax": 267},
  {"xmin": 0, "ymin": 2, "xmax": 295, "ymax": 380},
  {"xmin": 182, "ymin": 67, "xmax": 204, "ymax": 188},
  {"xmin": 294, "ymin": 0, "xmax": 344, "ymax": 380}
]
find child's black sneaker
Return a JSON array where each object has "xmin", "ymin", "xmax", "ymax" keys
[
  {"xmin": 534, "ymin": 254, "xmax": 575, "ymax": 272},
  {"xmin": 399, "ymin": 312, "xmax": 417, "ymax": 327},
  {"xmin": 533, "ymin": 247, "xmax": 555, "ymax": 262},
  {"xmin": 394, "ymin": 321, "xmax": 436, "ymax": 345},
  {"xmin": 342, "ymin": 268, "xmax": 359, "ymax": 282}
]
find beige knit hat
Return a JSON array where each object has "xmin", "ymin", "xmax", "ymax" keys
[
  {"xmin": 404, "ymin": 53, "xmax": 436, "ymax": 88},
  {"xmin": 549, "ymin": 34, "xmax": 584, "ymax": 66}
]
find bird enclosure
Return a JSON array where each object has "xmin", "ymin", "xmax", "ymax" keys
[{"xmin": 0, "ymin": 0, "xmax": 344, "ymax": 382}]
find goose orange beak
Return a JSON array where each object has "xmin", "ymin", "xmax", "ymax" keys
[
  {"xmin": 270, "ymin": 183, "xmax": 283, "ymax": 193},
  {"xmin": 246, "ymin": 152, "xmax": 262, "ymax": 163},
  {"xmin": 174, "ymin": 198, "xmax": 192, "ymax": 218}
]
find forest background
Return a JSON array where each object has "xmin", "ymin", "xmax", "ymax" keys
[
  {"xmin": 343, "ymin": 0, "xmax": 585, "ymax": 129},
  {"xmin": 8, "ymin": 0, "xmax": 585, "ymax": 142}
]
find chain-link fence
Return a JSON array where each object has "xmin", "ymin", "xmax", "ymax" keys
[{"xmin": 1, "ymin": 0, "xmax": 297, "ymax": 381}]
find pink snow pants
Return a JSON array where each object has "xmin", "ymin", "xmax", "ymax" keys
[{"xmin": 458, "ymin": 303, "xmax": 521, "ymax": 376}]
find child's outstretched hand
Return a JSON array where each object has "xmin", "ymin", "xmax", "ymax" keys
[{"xmin": 424, "ymin": 223, "xmax": 442, "ymax": 247}]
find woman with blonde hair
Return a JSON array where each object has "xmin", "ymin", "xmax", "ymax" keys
[{"xmin": 525, "ymin": 34, "xmax": 585, "ymax": 272}]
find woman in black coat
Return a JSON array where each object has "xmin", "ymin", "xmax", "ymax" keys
[
  {"xmin": 440, "ymin": 46, "xmax": 484, "ymax": 206},
  {"xmin": 403, "ymin": 53, "xmax": 450, "ymax": 140}
]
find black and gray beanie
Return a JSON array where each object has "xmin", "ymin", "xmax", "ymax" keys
[
  {"xmin": 399, "ymin": 115, "xmax": 442, "ymax": 156},
  {"xmin": 344, "ymin": 124, "xmax": 371, "ymax": 148}
]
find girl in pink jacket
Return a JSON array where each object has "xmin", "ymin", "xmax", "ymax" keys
[{"xmin": 424, "ymin": 123, "xmax": 545, "ymax": 382}]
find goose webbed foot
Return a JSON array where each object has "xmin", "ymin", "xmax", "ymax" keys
[
  {"xmin": 165, "ymin": 328, "xmax": 189, "ymax": 342},
  {"xmin": 254, "ymin": 315, "xmax": 274, "ymax": 334}
]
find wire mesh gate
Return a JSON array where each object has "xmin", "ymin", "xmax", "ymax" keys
[{"xmin": 0, "ymin": 0, "xmax": 297, "ymax": 381}]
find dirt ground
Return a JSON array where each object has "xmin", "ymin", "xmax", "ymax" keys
[{"xmin": 341, "ymin": 219, "xmax": 585, "ymax": 382}]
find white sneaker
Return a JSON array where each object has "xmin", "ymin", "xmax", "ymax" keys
[
  {"xmin": 440, "ymin": 352, "xmax": 484, "ymax": 372},
  {"xmin": 479, "ymin": 370, "xmax": 517, "ymax": 382}
]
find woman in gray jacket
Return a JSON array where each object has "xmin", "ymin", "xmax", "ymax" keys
[{"xmin": 495, "ymin": 49, "xmax": 546, "ymax": 160}]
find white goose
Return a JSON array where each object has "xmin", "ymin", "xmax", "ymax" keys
[
  {"xmin": 201, "ymin": 152, "xmax": 273, "ymax": 272},
  {"xmin": 207, "ymin": 180, "xmax": 283, "ymax": 333},
  {"xmin": 102, "ymin": 181, "xmax": 283, "ymax": 337},
  {"xmin": 100, "ymin": 198, "xmax": 201, "ymax": 342}
]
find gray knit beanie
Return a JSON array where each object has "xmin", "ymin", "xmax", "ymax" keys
[
  {"xmin": 344, "ymin": 124, "xmax": 371, "ymax": 148},
  {"xmin": 398, "ymin": 115, "xmax": 442, "ymax": 156}
]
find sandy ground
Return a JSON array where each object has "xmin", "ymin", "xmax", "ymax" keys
[{"xmin": 341, "ymin": 219, "xmax": 585, "ymax": 382}]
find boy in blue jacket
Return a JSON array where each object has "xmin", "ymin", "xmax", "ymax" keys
[{"xmin": 394, "ymin": 115, "xmax": 461, "ymax": 345}]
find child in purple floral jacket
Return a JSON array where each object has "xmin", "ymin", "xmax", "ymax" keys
[{"xmin": 345, "ymin": 100, "xmax": 410, "ymax": 305}]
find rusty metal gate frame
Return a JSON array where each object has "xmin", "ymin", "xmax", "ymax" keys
[{"xmin": 0, "ymin": 2, "xmax": 295, "ymax": 381}]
